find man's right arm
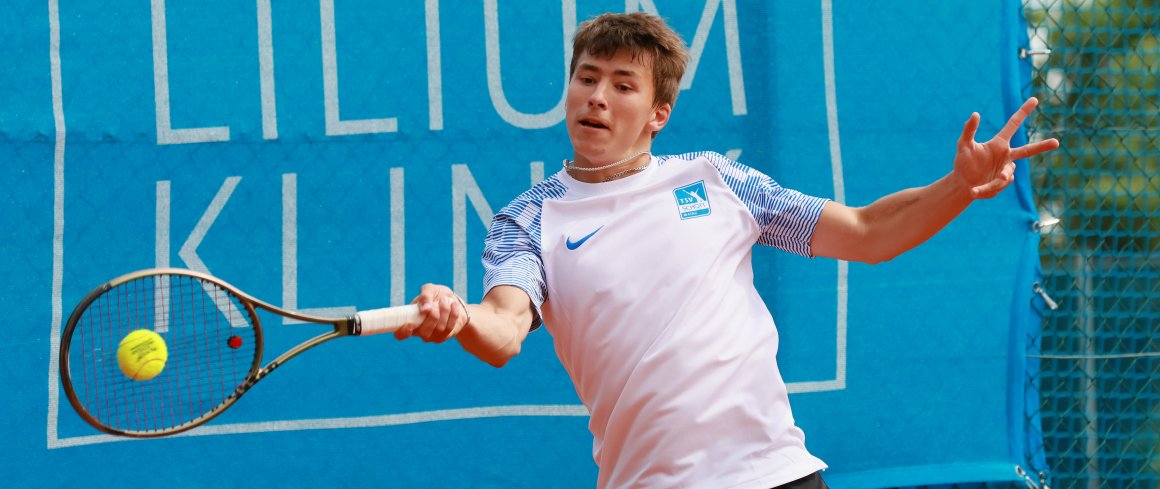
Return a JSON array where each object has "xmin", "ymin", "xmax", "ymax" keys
[
  {"xmin": 459, "ymin": 285, "xmax": 535, "ymax": 367},
  {"xmin": 401, "ymin": 283, "xmax": 535, "ymax": 368},
  {"xmin": 402, "ymin": 196, "xmax": 544, "ymax": 367}
]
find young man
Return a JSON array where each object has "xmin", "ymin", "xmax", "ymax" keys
[{"xmin": 394, "ymin": 12, "xmax": 1059, "ymax": 489}]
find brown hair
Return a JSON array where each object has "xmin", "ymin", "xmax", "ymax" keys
[{"xmin": 569, "ymin": 12, "xmax": 689, "ymax": 108}]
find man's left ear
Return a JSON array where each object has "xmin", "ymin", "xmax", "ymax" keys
[{"xmin": 648, "ymin": 103, "xmax": 672, "ymax": 134}]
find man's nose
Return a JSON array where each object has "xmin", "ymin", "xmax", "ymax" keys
[{"xmin": 587, "ymin": 83, "xmax": 608, "ymax": 109}]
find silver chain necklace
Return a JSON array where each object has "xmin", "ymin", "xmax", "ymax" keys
[
  {"xmin": 601, "ymin": 163, "xmax": 651, "ymax": 182},
  {"xmin": 562, "ymin": 150, "xmax": 650, "ymax": 172}
]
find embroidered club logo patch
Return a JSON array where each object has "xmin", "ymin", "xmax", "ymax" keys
[{"xmin": 673, "ymin": 180, "xmax": 711, "ymax": 220}]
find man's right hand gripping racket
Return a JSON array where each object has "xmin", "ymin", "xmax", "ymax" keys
[{"xmin": 58, "ymin": 268, "xmax": 422, "ymax": 438}]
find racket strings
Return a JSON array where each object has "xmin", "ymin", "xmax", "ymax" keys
[{"xmin": 67, "ymin": 274, "xmax": 260, "ymax": 434}]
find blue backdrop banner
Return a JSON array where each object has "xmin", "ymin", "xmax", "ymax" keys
[{"xmin": 1, "ymin": 1, "xmax": 1038, "ymax": 487}]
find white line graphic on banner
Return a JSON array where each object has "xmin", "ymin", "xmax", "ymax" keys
[
  {"xmin": 788, "ymin": 0, "xmax": 848, "ymax": 394},
  {"xmin": 46, "ymin": 0, "xmax": 845, "ymax": 448}
]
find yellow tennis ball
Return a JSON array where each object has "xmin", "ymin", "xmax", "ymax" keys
[{"xmin": 117, "ymin": 329, "xmax": 168, "ymax": 381}]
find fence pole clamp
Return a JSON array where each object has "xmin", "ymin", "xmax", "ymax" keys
[
  {"xmin": 1033, "ymin": 217, "xmax": 1061, "ymax": 232},
  {"xmin": 1032, "ymin": 282, "xmax": 1059, "ymax": 310},
  {"xmin": 1019, "ymin": 48, "xmax": 1053, "ymax": 59}
]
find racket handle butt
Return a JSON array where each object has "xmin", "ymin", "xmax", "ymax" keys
[{"xmin": 355, "ymin": 305, "xmax": 422, "ymax": 336}]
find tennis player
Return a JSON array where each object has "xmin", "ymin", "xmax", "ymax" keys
[{"xmin": 396, "ymin": 12, "xmax": 1059, "ymax": 489}]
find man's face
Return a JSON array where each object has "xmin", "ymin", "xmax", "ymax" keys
[{"xmin": 565, "ymin": 50, "xmax": 670, "ymax": 166}]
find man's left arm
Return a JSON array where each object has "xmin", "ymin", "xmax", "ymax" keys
[{"xmin": 810, "ymin": 97, "xmax": 1060, "ymax": 264}]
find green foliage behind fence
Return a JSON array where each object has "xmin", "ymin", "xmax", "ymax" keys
[{"xmin": 1022, "ymin": 0, "xmax": 1159, "ymax": 487}]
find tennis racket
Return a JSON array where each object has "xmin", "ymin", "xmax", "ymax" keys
[{"xmin": 59, "ymin": 267, "xmax": 422, "ymax": 438}]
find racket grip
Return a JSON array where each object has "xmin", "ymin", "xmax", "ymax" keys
[{"xmin": 355, "ymin": 305, "xmax": 422, "ymax": 336}]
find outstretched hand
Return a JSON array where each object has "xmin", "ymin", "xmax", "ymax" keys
[{"xmin": 953, "ymin": 97, "xmax": 1060, "ymax": 199}]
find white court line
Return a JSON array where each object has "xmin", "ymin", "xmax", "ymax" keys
[
  {"xmin": 50, "ymin": 405, "xmax": 590, "ymax": 449},
  {"xmin": 45, "ymin": 0, "xmax": 67, "ymax": 449}
]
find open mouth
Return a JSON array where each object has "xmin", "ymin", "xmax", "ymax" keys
[{"xmin": 579, "ymin": 118, "xmax": 609, "ymax": 129}]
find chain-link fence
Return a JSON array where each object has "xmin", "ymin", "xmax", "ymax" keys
[{"xmin": 1021, "ymin": 0, "xmax": 1160, "ymax": 487}]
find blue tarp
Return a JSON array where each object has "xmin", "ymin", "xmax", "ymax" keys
[{"xmin": 0, "ymin": 1, "xmax": 1038, "ymax": 486}]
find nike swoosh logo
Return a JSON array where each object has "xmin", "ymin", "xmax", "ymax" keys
[{"xmin": 565, "ymin": 225, "xmax": 604, "ymax": 250}]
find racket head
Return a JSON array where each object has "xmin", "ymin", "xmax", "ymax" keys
[{"xmin": 59, "ymin": 268, "xmax": 263, "ymax": 437}]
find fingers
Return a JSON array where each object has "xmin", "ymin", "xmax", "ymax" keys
[
  {"xmin": 412, "ymin": 284, "xmax": 448, "ymax": 342},
  {"xmin": 970, "ymin": 179, "xmax": 1007, "ymax": 199},
  {"xmin": 397, "ymin": 284, "xmax": 467, "ymax": 343},
  {"xmin": 428, "ymin": 296, "xmax": 454, "ymax": 341},
  {"xmin": 396, "ymin": 284, "xmax": 441, "ymax": 340},
  {"xmin": 433, "ymin": 296, "xmax": 463, "ymax": 343},
  {"xmin": 970, "ymin": 161, "xmax": 1017, "ymax": 199},
  {"xmin": 1010, "ymin": 137, "xmax": 1060, "ymax": 160},
  {"xmin": 1001, "ymin": 160, "xmax": 1016, "ymax": 182},
  {"xmin": 996, "ymin": 97, "xmax": 1039, "ymax": 142},
  {"xmin": 959, "ymin": 112, "xmax": 980, "ymax": 149}
]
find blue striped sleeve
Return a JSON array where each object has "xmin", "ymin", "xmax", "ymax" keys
[
  {"xmin": 481, "ymin": 176, "xmax": 567, "ymax": 330},
  {"xmin": 700, "ymin": 152, "xmax": 829, "ymax": 257}
]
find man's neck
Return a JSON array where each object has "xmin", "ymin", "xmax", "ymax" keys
[{"xmin": 566, "ymin": 150, "xmax": 653, "ymax": 183}]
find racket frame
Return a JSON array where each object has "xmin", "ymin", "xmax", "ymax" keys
[{"xmin": 59, "ymin": 267, "xmax": 366, "ymax": 438}]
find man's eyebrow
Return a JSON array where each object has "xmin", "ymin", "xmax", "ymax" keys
[{"xmin": 577, "ymin": 63, "xmax": 640, "ymax": 78}]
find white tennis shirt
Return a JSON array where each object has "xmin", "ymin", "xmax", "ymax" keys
[{"xmin": 483, "ymin": 152, "xmax": 829, "ymax": 488}]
